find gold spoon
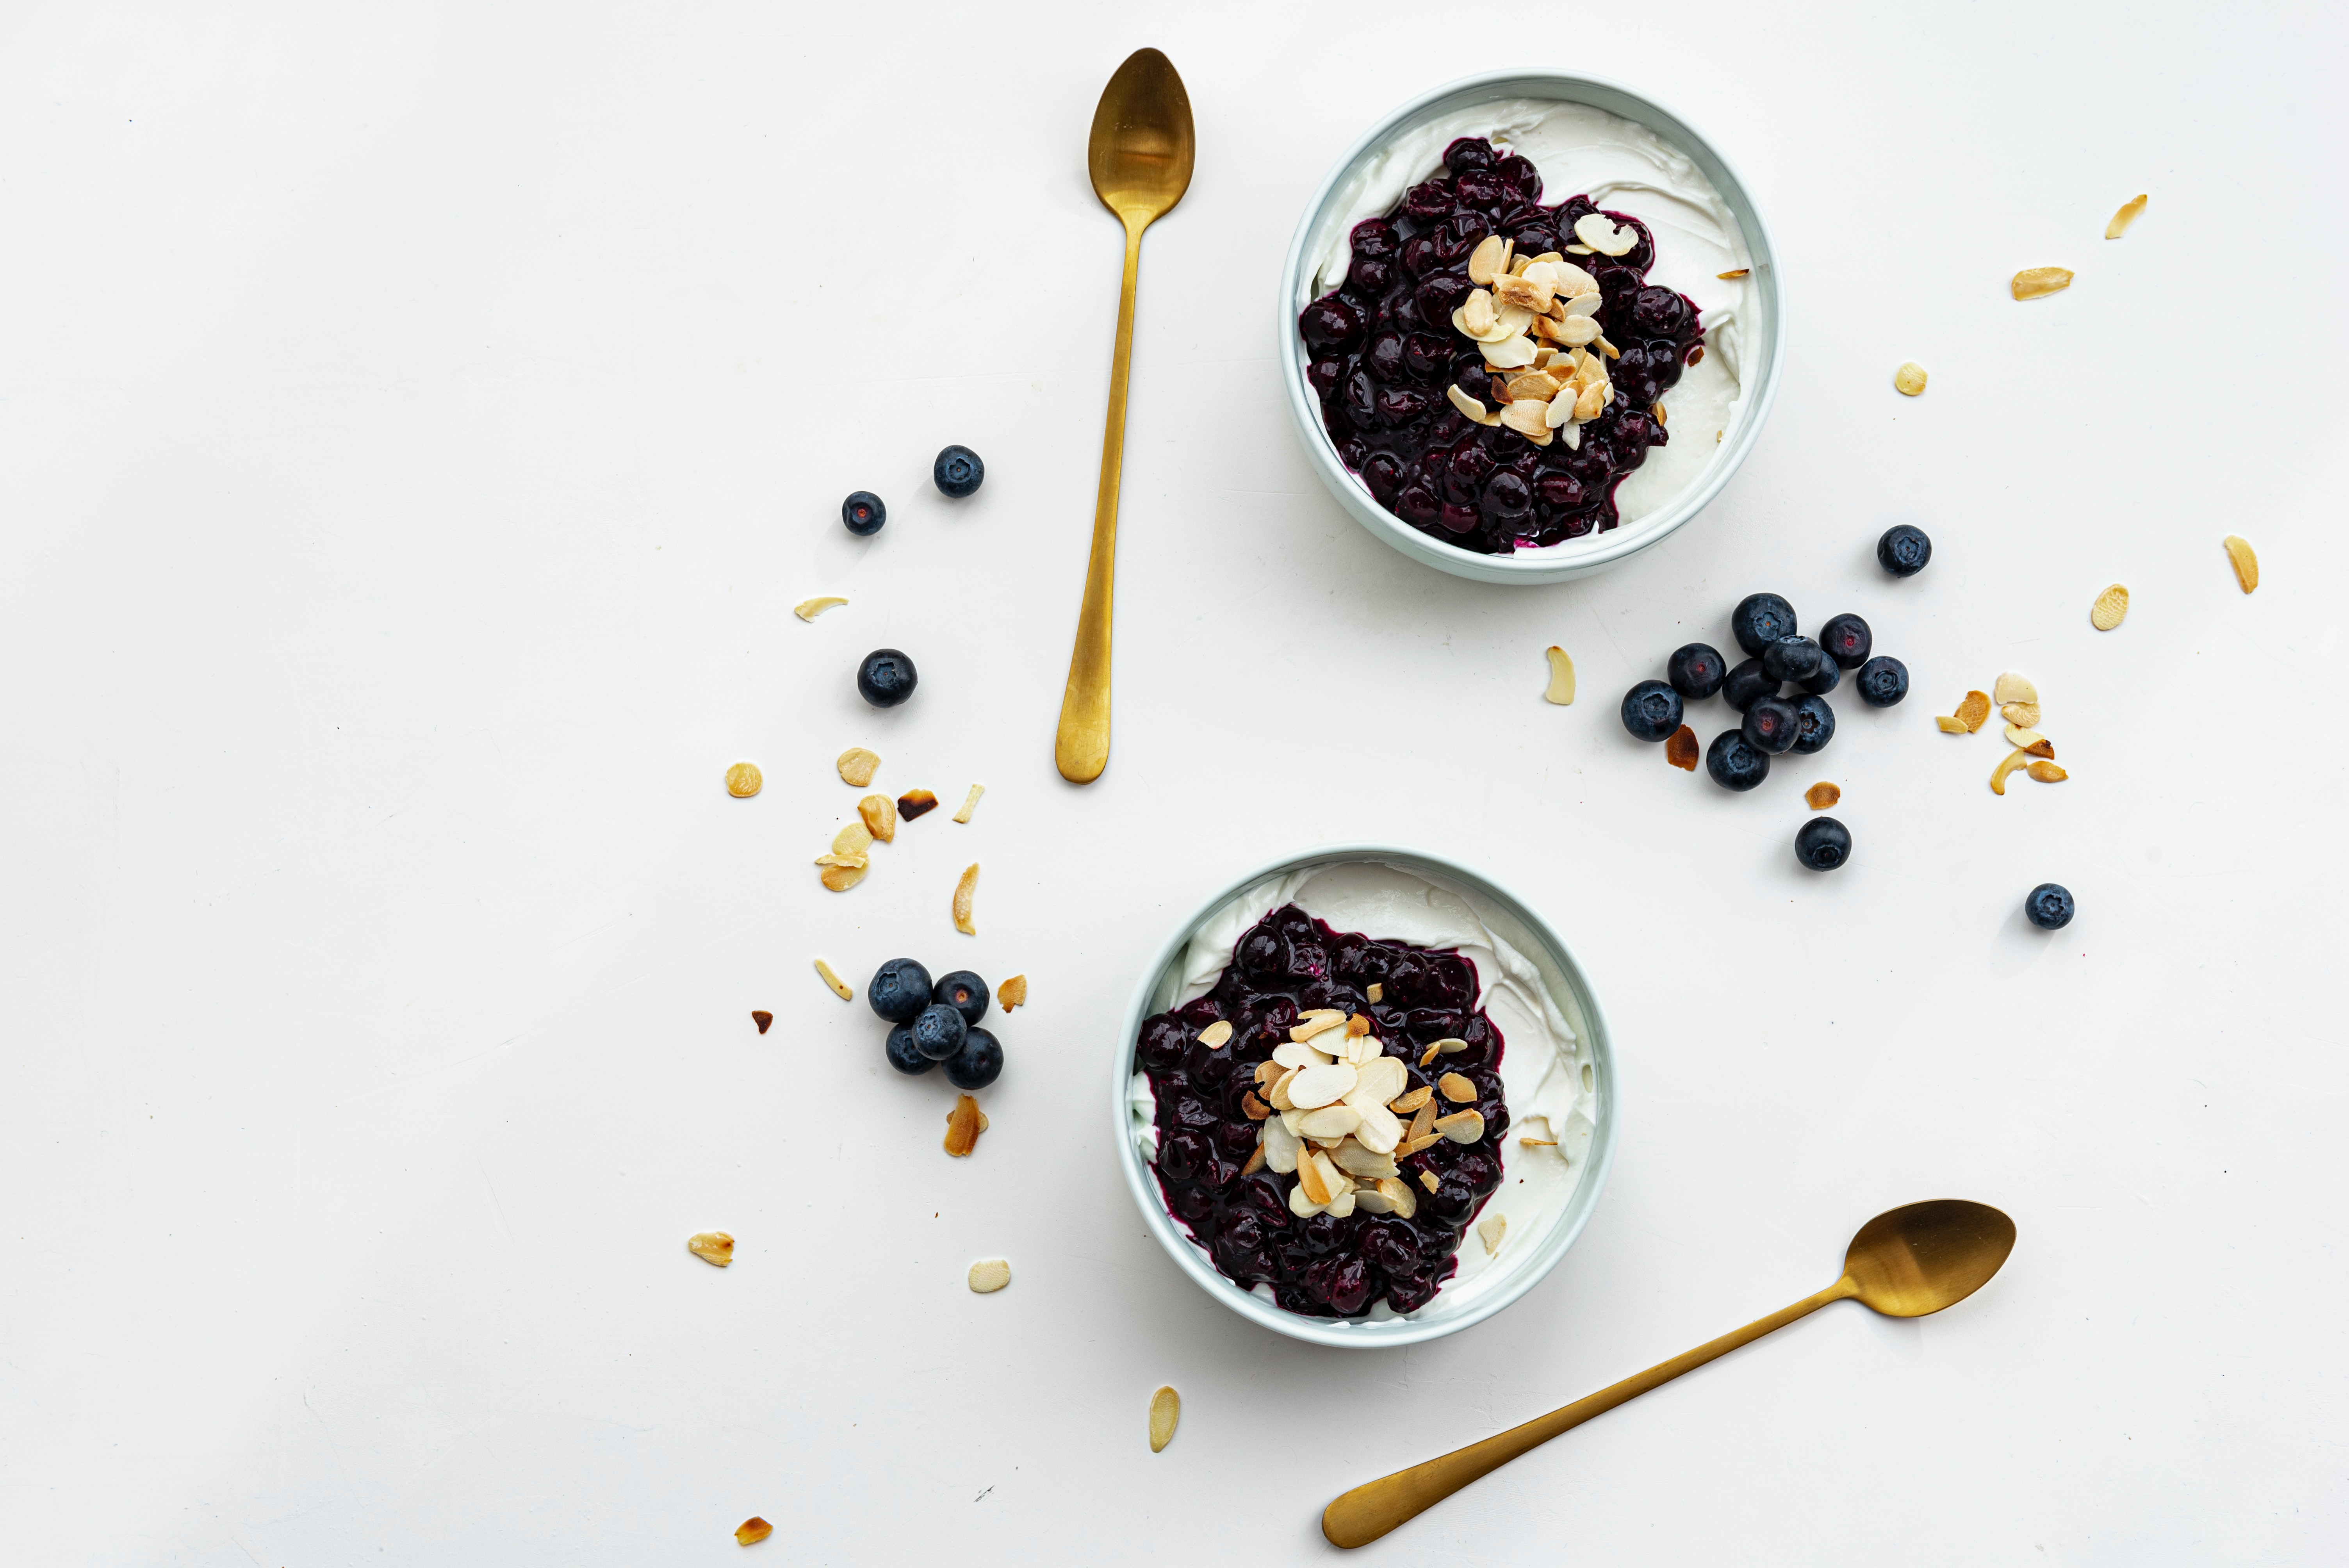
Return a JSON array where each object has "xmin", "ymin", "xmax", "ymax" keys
[
  {"xmin": 1053, "ymin": 48, "xmax": 1194, "ymax": 785},
  {"xmin": 1321, "ymin": 1199, "xmax": 2017, "ymax": 1548}
]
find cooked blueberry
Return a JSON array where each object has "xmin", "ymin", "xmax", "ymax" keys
[
  {"xmin": 1818, "ymin": 613, "xmax": 1872, "ymax": 669},
  {"xmin": 1742, "ymin": 697, "xmax": 1801, "ymax": 754},
  {"xmin": 1877, "ymin": 525, "xmax": 1932, "ymax": 577},
  {"xmin": 2025, "ymin": 883, "xmax": 2075, "ymax": 930},
  {"xmin": 1723, "ymin": 657, "xmax": 1781, "ymax": 712},
  {"xmin": 932, "ymin": 969, "xmax": 990, "ymax": 1025},
  {"xmin": 1795, "ymin": 816, "xmax": 1852, "ymax": 871},
  {"xmin": 868, "ymin": 958, "xmax": 932, "ymax": 1023},
  {"xmin": 1668, "ymin": 642, "xmax": 1727, "ymax": 700},
  {"xmin": 884, "ymin": 1023, "xmax": 935, "ymax": 1075},
  {"xmin": 1789, "ymin": 694, "xmax": 1837, "ymax": 754},
  {"xmin": 910, "ymin": 1001, "xmax": 968, "ymax": 1062},
  {"xmin": 1762, "ymin": 635, "xmax": 1824, "ymax": 684},
  {"xmin": 1620, "ymin": 679, "xmax": 1683, "ymax": 741},
  {"xmin": 1855, "ymin": 656, "xmax": 1909, "ymax": 707},
  {"xmin": 932, "ymin": 445, "xmax": 985, "ymax": 498},
  {"xmin": 1730, "ymin": 592, "xmax": 1798, "ymax": 655},
  {"xmin": 943, "ymin": 1025, "xmax": 1003, "ymax": 1090},
  {"xmin": 1706, "ymin": 729, "xmax": 1770, "ymax": 790},
  {"xmin": 841, "ymin": 491, "xmax": 886, "ymax": 536},
  {"xmin": 856, "ymin": 648, "xmax": 918, "ymax": 708},
  {"xmin": 1800, "ymin": 655, "xmax": 1841, "ymax": 697}
]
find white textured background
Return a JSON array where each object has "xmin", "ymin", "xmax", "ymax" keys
[{"xmin": 3, "ymin": 2, "xmax": 2343, "ymax": 1562}]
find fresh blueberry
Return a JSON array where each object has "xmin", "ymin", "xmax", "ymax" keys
[
  {"xmin": 1799, "ymin": 654, "xmax": 1841, "ymax": 696},
  {"xmin": 1877, "ymin": 525, "xmax": 1932, "ymax": 577},
  {"xmin": 1855, "ymin": 656, "xmax": 1909, "ymax": 707},
  {"xmin": 1789, "ymin": 694, "xmax": 1837, "ymax": 753},
  {"xmin": 857, "ymin": 648, "xmax": 918, "ymax": 708},
  {"xmin": 932, "ymin": 969, "xmax": 990, "ymax": 1026},
  {"xmin": 1730, "ymin": 592, "xmax": 1798, "ymax": 656},
  {"xmin": 1723, "ymin": 657, "xmax": 1781, "ymax": 712},
  {"xmin": 943, "ymin": 1025, "xmax": 1003, "ymax": 1089},
  {"xmin": 1706, "ymin": 729, "xmax": 1770, "ymax": 790},
  {"xmin": 2025, "ymin": 883, "xmax": 2075, "ymax": 930},
  {"xmin": 868, "ymin": 958, "xmax": 933, "ymax": 1023},
  {"xmin": 1818, "ymin": 613, "xmax": 1872, "ymax": 669},
  {"xmin": 884, "ymin": 1023, "xmax": 935, "ymax": 1075},
  {"xmin": 1762, "ymin": 636, "xmax": 1824, "ymax": 684},
  {"xmin": 1620, "ymin": 679, "xmax": 1684, "ymax": 742},
  {"xmin": 933, "ymin": 445, "xmax": 985, "ymax": 498},
  {"xmin": 1743, "ymin": 697, "xmax": 1802, "ymax": 755},
  {"xmin": 841, "ymin": 491, "xmax": 886, "ymax": 536},
  {"xmin": 1795, "ymin": 816, "xmax": 1853, "ymax": 871},
  {"xmin": 910, "ymin": 1001, "xmax": 968, "ymax": 1062},
  {"xmin": 1668, "ymin": 642, "xmax": 1727, "ymax": 700}
]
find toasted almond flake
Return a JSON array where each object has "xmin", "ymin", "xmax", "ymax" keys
[
  {"xmin": 998, "ymin": 974, "xmax": 1027, "ymax": 1011},
  {"xmin": 1467, "ymin": 233, "xmax": 1508, "ymax": 285},
  {"xmin": 897, "ymin": 789, "xmax": 938, "ymax": 821},
  {"xmin": 2011, "ymin": 266, "xmax": 2074, "ymax": 300},
  {"xmin": 1148, "ymin": 1386, "xmax": 1180, "ymax": 1453},
  {"xmin": 2028, "ymin": 761, "xmax": 2069, "ymax": 782},
  {"xmin": 1196, "ymin": 1019, "xmax": 1233, "ymax": 1049},
  {"xmin": 2024, "ymin": 739, "xmax": 2055, "ymax": 759},
  {"xmin": 1894, "ymin": 361, "xmax": 1928, "ymax": 396},
  {"xmin": 793, "ymin": 595, "xmax": 848, "ymax": 622},
  {"xmin": 1957, "ymin": 690, "xmax": 1993, "ymax": 731},
  {"xmin": 1990, "ymin": 748, "xmax": 2032, "ymax": 796},
  {"xmin": 2001, "ymin": 702, "xmax": 2042, "ymax": 728},
  {"xmin": 1291, "ymin": 1010, "xmax": 1348, "ymax": 1042},
  {"xmin": 1445, "ymin": 383, "xmax": 1496, "ymax": 424},
  {"xmin": 688, "ymin": 1231, "xmax": 734, "ymax": 1267},
  {"xmin": 1597, "ymin": 337, "xmax": 1620, "ymax": 362},
  {"xmin": 1389, "ymin": 1085, "xmax": 1434, "ymax": 1115},
  {"xmin": 836, "ymin": 747, "xmax": 880, "ymax": 787},
  {"xmin": 1937, "ymin": 716, "xmax": 1969, "ymax": 733},
  {"xmin": 1477, "ymin": 1213, "xmax": 1508, "ymax": 1256},
  {"xmin": 1459, "ymin": 289, "xmax": 1497, "ymax": 337},
  {"xmin": 1654, "ymin": 399, "xmax": 1666, "ymax": 425},
  {"xmin": 1665, "ymin": 724, "xmax": 1699, "ymax": 772},
  {"xmin": 736, "ymin": 1516, "xmax": 773, "ymax": 1546},
  {"xmin": 1260, "ymin": 1116, "xmax": 1300, "ymax": 1173},
  {"xmin": 1296, "ymin": 1147, "xmax": 1333, "ymax": 1204},
  {"xmin": 1436, "ymin": 1072, "xmax": 1477, "ymax": 1104},
  {"xmin": 751, "ymin": 1009, "xmax": 773, "ymax": 1034},
  {"xmin": 1434, "ymin": 1109, "xmax": 1485, "ymax": 1144},
  {"xmin": 2004, "ymin": 724, "xmax": 2045, "ymax": 749},
  {"xmin": 856, "ymin": 793, "xmax": 897, "ymax": 843},
  {"xmin": 1288, "ymin": 1062, "xmax": 1359, "ymax": 1111},
  {"xmin": 1420, "ymin": 1169, "xmax": 1440, "ymax": 1193},
  {"xmin": 1365, "ymin": 983, "xmax": 1383, "ymax": 1003},
  {"xmin": 1349, "ymin": 1100, "xmax": 1403, "ymax": 1154},
  {"xmin": 1573, "ymin": 213, "xmax": 1637, "ymax": 255},
  {"xmin": 1520, "ymin": 1137, "xmax": 1558, "ymax": 1147},
  {"xmin": 1499, "ymin": 398, "xmax": 1551, "ymax": 438},
  {"xmin": 1406, "ymin": 1099, "xmax": 1437, "ymax": 1146},
  {"xmin": 1266, "ymin": 1067, "xmax": 1299, "ymax": 1112},
  {"xmin": 724, "ymin": 761, "xmax": 763, "ymax": 798},
  {"xmin": 1253, "ymin": 1059, "xmax": 1280, "ymax": 1089},
  {"xmin": 1559, "ymin": 287, "xmax": 1603, "ymax": 316},
  {"xmin": 832, "ymin": 821, "xmax": 873, "ymax": 857},
  {"xmin": 967, "ymin": 1258, "xmax": 1011, "ymax": 1294},
  {"xmin": 1488, "ymin": 375, "xmax": 1513, "ymax": 406},
  {"xmin": 1717, "ymin": 267, "xmax": 1750, "ymax": 279},
  {"xmin": 2105, "ymin": 193, "xmax": 2148, "ymax": 239},
  {"xmin": 2223, "ymin": 535, "xmax": 2258, "ymax": 592},
  {"xmin": 1240, "ymin": 1144, "xmax": 1266, "ymax": 1177},
  {"xmin": 1993, "ymin": 672, "xmax": 2037, "ymax": 707},
  {"xmin": 818, "ymin": 862, "xmax": 866, "ymax": 893},
  {"xmin": 1272, "ymin": 1041, "xmax": 1333, "ymax": 1072},
  {"xmin": 1349, "ymin": 1055, "xmax": 1407, "ymax": 1105},
  {"xmin": 943, "ymin": 1093, "xmax": 983, "ymax": 1156},
  {"xmin": 1506, "ymin": 371, "xmax": 1563, "ymax": 403},
  {"xmin": 813, "ymin": 851, "xmax": 868, "ymax": 870},
  {"xmin": 951, "ymin": 863, "xmax": 978, "ymax": 935},
  {"xmin": 1481, "ymin": 334, "xmax": 1538, "ymax": 370},
  {"xmin": 1574, "ymin": 381, "xmax": 1606, "ymax": 421},
  {"xmin": 1805, "ymin": 782, "xmax": 1841, "ymax": 810},
  {"xmin": 1419, "ymin": 1041, "xmax": 1440, "ymax": 1067},
  {"xmin": 1492, "ymin": 273, "xmax": 1553, "ymax": 314},
  {"xmin": 1352, "ymin": 1183, "xmax": 1399, "ymax": 1215},
  {"xmin": 1343, "ymin": 1013, "xmax": 1372, "ymax": 1041},
  {"xmin": 813, "ymin": 959, "xmax": 853, "ymax": 1001},
  {"xmin": 1434, "ymin": 1037, "xmax": 1469, "ymax": 1055},
  {"xmin": 2090, "ymin": 583, "xmax": 2129, "ymax": 631},
  {"xmin": 1232, "ymin": 1090, "xmax": 1267, "ymax": 1124},
  {"xmin": 1565, "ymin": 242, "xmax": 1594, "ymax": 254},
  {"xmin": 951, "ymin": 784, "xmax": 985, "ymax": 823},
  {"xmin": 1540, "ymin": 645, "xmax": 1576, "ymax": 705}
]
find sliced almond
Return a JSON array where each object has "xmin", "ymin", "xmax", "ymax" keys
[
  {"xmin": 1260, "ymin": 1116, "xmax": 1301, "ymax": 1173},
  {"xmin": 2090, "ymin": 584, "xmax": 2129, "ymax": 631},
  {"xmin": 1266, "ymin": 1067, "xmax": 1299, "ymax": 1112},
  {"xmin": 1481, "ymin": 334, "xmax": 1538, "ymax": 370},
  {"xmin": 1351, "ymin": 1183, "xmax": 1398, "ymax": 1215},
  {"xmin": 1805, "ymin": 782, "xmax": 1841, "ymax": 810},
  {"xmin": 1419, "ymin": 1041, "xmax": 1441, "ymax": 1068},
  {"xmin": 1419, "ymin": 1169, "xmax": 1440, "ymax": 1194},
  {"xmin": 1324, "ymin": 1189, "xmax": 1358, "ymax": 1221},
  {"xmin": 832, "ymin": 821, "xmax": 873, "ymax": 857},
  {"xmin": 2025, "ymin": 739, "xmax": 2055, "ymax": 759},
  {"xmin": 1389, "ymin": 1085, "xmax": 1434, "ymax": 1115},
  {"xmin": 1434, "ymin": 1037, "xmax": 1469, "ymax": 1055},
  {"xmin": 2028, "ymin": 761, "xmax": 2069, "ymax": 782},
  {"xmin": 1148, "ymin": 1386, "xmax": 1180, "ymax": 1454},
  {"xmin": 1477, "ymin": 1213, "xmax": 1508, "ymax": 1256},
  {"xmin": 1377, "ymin": 1176, "xmax": 1419, "ymax": 1220},
  {"xmin": 1433, "ymin": 1109, "xmax": 1485, "ymax": 1144},
  {"xmin": 1573, "ymin": 213, "xmax": 1638, "ymax": 255},
  {"xmin": 1506, "ymin": 371, "xmax": 1562, "ymax": 403},
  {"xmin": 952, "ymin": 863, "xmax": 978, "ymax": 935},
  {"xmin": 2223, "ymin": 535, "xmax": 2258, "ymax": 593},
  {"xmin": 1957, "ymin": 690, "xmax": 1993, "ymax": 731},
  {"xmin": 1520, "ymin": 1137, "xmax": 1558, "ymax": 1147},
  {"xmin": 1287, "ymin": 1061, "xmax": 1359, "ymax": 1110},
  {"xmin": 1458, "ymin": 289, "xmax": 1498, "ymax": 337},
  {"xmin": 1406, "ymin": 1099, "xmax": 1437, "ymax": 1146},
  {"xmin": 1717, "ymin": 267, "xmax": 1750, "ymax": 279},
  {"xmin": 1665, "ymin": 724, "xmax": 1699, "ymax": 772},
  {"xmin": 1990, "ymin": 748, "xmax": 2032, "ymax": 796},
  {"xmin": 943, "ymin": 1093, "xmax": 983, "ymax": 1156},
  {"xmin": 1345, "ymin": 1013, "xmax": 1371, "ymax": 1039},
  {"xmin": 818, "ymin": 862, "xmax": 866, "ymax": 893},
  {"xmin": 1558, "ymin": 287, "xmax": 1603, "ymax": 316},
  {"xmin": 724, "ymin": 762, "xmax": 763, "ymax": 798},
  {"xmin": 836, "ymin": 747, "xmax": 880, "ymax": 787},
  {"xmin": 1538, "ymin": 313, "xmax": 1601, "ymax": 347},
  {"xmin": 997, "ymin": 973, "xmax": 1027, "ymax": 1012},
  {"xmin": 1574, "ymin": 381, "xmax": 1606, "ymax": 421},
  {"xmin": 1993, "ymin": 672, "xmax": 2037, "ymax": 707},
  {"xmin": 1296, "ymin": 1148, "xmax": 1333, "ymax": 1205},
  {"xmin": 1332, "ymin": 1141, "xmax": 1399, "ymax": 1180},
  {"xmin": 751, "ymin": 1009, "xmax": 773, "ymax": 1033},
  {"xmin": 1565, "ymin": 242, "xmax": 1594, "ymax": 254},
  {"xmin": 2011, "ymin": 267, "xmax": 2074, "ymax": 300},
  {"xmin": 1499, "ymin": 398, "xmax": 1551, "ymax": 438},
  {"xmin": 1893, "ymin": 361, "xmax": 1928, "ymax": 397},
  {"xmin": 688, "ymin": 1231, "xmax": 734, "ymax": 1267},
  {"xmin": 1445, "ymin": 383, "xmax": 1497, "ymax": 424},
  {"xmin": 1492, "ymin": 273, "xmax": 1552, "ymax": 314},
  {"xmin": 2105, "ymin": 193, "xmax": 2148, "ymax": 239},
  {"xmin": 897, "ymin": 788, "xmax": 938, "ymax": 821},
  {"xmin": 1196, "ymin": 1019, "xmax": 1233, "ymax": 1049},
  {"xmin": 813, "ymin": 958, "xmax": 853, "ymax": 1001},
  {"xmin": 1240, "ymin": 1090, "xmax": 1271, "ymax": 1121},
  {"xmin": 1287, "ymin": 1181, "xmax": 1324, "ymax": 1219},
  {"xmin": 1936, "ymin": 715, "xmax": 1969, "ymax": 733},
  {"xmin": 950, "ymin": 784, "xmax": 985, "ymax": 824},
  {"xmin": 1467, "ymin": 233, "xmax": 1508, "ymax": 286},
  {"xmin": 1273, "ymin": 1039, "xmax": 1334, "ymax": 1071},
  {"xmin": 1365, "ymin": 983, "xmax": 1383, "ymax": 1003},
  {"xmin": 1253, "ymin": 1059, "xmax": 1280, "ymax": 1089},
  {"xmin": 1290, "ymin": 1010, "xmax": 1348, "ymax": 1042},
  {"xmin": 1436, "ymin": 1072, "xmax": 1477, "ymax": 1104},
  {"xmin": 1240, "ymin": 1144, "xmax": 1265, "ymax": 1177},
  {"xmin": 967, "ymin": 1258, "xmax": 1012, "ymax": 1294},
  {"xmin": 1401, "ymin": 1134, "xmax": 1444, "ymax": 1158},
  {"xmin": 1349, "ymin": 1100, "xmax": 1403, "ymax": 1155},
  {"xmin": 2001, "ymin": 702, "xmax": 2042, "ymax": 728},
  {"xmin": 793, "ymin": 596, "xmax": 847, "ymax": 621},
  {"xmin": 2004, "ymin": 724, "xmax": 2045, "ymax": 749},
  {"xmin": 737, "ymin": 1517, "xmax": 774, "ymax": 1546},
  {"xmin": 859, "ymin": 793, "xmax": 898, "ymax": 842}
]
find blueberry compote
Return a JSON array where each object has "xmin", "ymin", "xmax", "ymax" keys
[
  {"xmin": 1136, "ymin": 903, "xmax": 1508, "ymax": 1319},
  {"xmin": 1298, "ymin": 137, "xmax": 1706, "ymax": 555}
]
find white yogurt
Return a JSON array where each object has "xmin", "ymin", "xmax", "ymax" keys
[
  {"xmin": 1308, "ymin": 99, "xmax": 1752, "ymax": 530},
  {"xmin": 1129, "ymin": 862, "xmax": 1598, "ymax": 1313}
]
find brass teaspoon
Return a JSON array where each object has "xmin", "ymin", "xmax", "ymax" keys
[
  {"xmin": 1321, "ymin": 1199, "xmax": 2018, "ymax": 1548},
  {"xmin": 1054, "ymin": 48, "xmax": 1194, "ymax": 784}
]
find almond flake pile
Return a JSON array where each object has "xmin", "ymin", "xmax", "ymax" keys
[
  {"xmin": 1250, "ymin": 1010, "xmax": 1481, "ymax": 1221},
  {"xmin": 1979, "ymin": 670, "xmax": 2069, "ymax": 793},
  {"xmin": 1442, "ymin": 235, "xmax": 1624, "ymax": 450},
  {"xmin": 816, "ymin": 819, "xmax": 875, "ymax": 893}
]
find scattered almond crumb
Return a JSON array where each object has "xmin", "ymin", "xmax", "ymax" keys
[
  {"xmin": 1419, "ymin": 1170, "xmax": 1439, "ymax": 1193},
  {"xmin": 898, "ymin": 789, "xmax": 939, "ymax": 821},
  {"xmin": 836, "ymin": 747, "xmax": 880, "ymax": 787},
  {"xmin": 998, "ymin": 974, "xmax": 1027, "ymax": 1011},
  {"xmin": 1957, "ymin": 690, "xmax": 1993, "ymax": 732},
  {"xmin": 1993, "ymin": 672, "xmax": 2037, "ymax": 707},
  {"xmin": 813, "ymin": 959, "xmax": 853, "ymax": 1001},
  {"xmin": 818, "ymin": 862, "xmax": 866, "ymax": 893},
  {"xmin": 833, "ymin": 821, "xmax": 872, "ymax": 857},
  {"xmin": 2105, "ymin": 194, "xmax": 2148, "ymax": 239},
  {"xmin": 2011, "ymin": 267, "xmax": 2074, "ymax": 300},
  {"xmin": 943, "ymin": 1094, "xmax": 984, "ymax": 1157},
  {"xmin": 1805, "ymin": 782, "xmax": 1841, "ymax": 810},
  {"xmin": 736, "ymin": 1517, "xmax": 773, "ymax": 1547},
  {"xmin": 952, "ymin": 864, "xmax": 978, "ymax": 935},
  {"xmin": 1936, "ymin": 716, "xmax": 1969, "ymax": 733},
  {"xmin": 2002, "ymin": 702, "xmax": 2042, "ymax": 728},
  {"xmin": 724, "ymin": 762, "xmax": 763, "ymax": 798},
  {"xmin": 688, "ymin": 1231, "xmax": 734, "ymax": 1267},
  {"xmin": 952, "ymin": 784, "xmax": 986, "ymax": 824},
  {"xmin": 2024, "ymin": 739, "xmax": 2055, "ymax": 759},
  {"xmin": 1148, "ymin": 1386, "xmax": 1180, "ymax": 1453},
  {"xmin": 1477, "ymin": 1213, "xmax": 1508, "ymax": 1256},
  {"xmin": 967, "ymin": 1258, "xmax": 1011, "ymax": 1294},
  {"xmin": 2223, "ymin": 535, "xmax": 2258, "ymax": 593},
  {"xmin": 1665, "ymin": 724, "xmax": 1698, "ymax": 772},
  {"xmin": 2004, "ymin": 724, "xmax": 2046, "ymax": 749},
  {"xmin": 1519, "ymin": 1137, "xmax": 1558, "ymax": 1147},
  {"xmin": 1894, "ymin": 362, "xmax": 1928, "ymax": 396},
  {"xmin": 793, "ymin": 595, "xmax": 847, "ymax": 621},
  {"xmin": 1543, "ymin": 646, "xmax": 1575, "ymax": 705},
  {"xmin": 2027, "ymin": 761, "xmax": 2069, "ymax": 783},
  {"xmin": 859, "ymin": 794, "xmax": 897, "ymax": 842},
  {"xmin": 1990, "ymin": 748, "xmax": 2032, "ymax": 796},
  {"xmin": 2091, "ymin": 583, "xmax": 2129, "ymax": 631},
  {"xmin": 1197, "ymin": 1020, "xmax": 1233, "ymax": 1049},
  {"xmin": 1717, "ymin": 267, "xmax": 1750, "ymax": 279},
  {"xmin": 1366, "ymin": 982, "xmax": 1383, "ymax": 1003},
  {"xmin": 751, "ymin": 1009, "xmax": 773, "ymax": 1034}
]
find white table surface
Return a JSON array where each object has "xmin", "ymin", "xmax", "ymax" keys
[{"xmin": 5, "ymin": 3, "xmax": 2344, "ymax": 1562}]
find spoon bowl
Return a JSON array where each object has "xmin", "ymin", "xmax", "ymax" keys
[{"xmin": 1845, "ymin": 1198, "xmax": 2016, "ymax": 1317}]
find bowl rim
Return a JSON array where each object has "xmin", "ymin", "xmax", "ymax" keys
[
  {"xmin": 1110, "ymin": 842, "xmax": 1619, "ymax": 1349},
  {"xmin": 1276, "ymin": 67, "xmax": 1786, "ymax": 585}
]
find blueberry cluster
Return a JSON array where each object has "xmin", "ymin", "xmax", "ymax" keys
[
  {"xmin": 869, "ymin": 957, "xmax": 1004, "ymax": 1090},
  {"xmin": 836, "ymin": 445, "xmax": 986, "ymax": 538}
]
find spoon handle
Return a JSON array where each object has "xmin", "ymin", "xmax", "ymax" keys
[
  {"xmin": 1055, "ymin": 214, "xmax": 1146, "ymax": 784},
  {"xmin": 1320, "ymin": 1275, "xmax": 1859, "ymax": 1548}
]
